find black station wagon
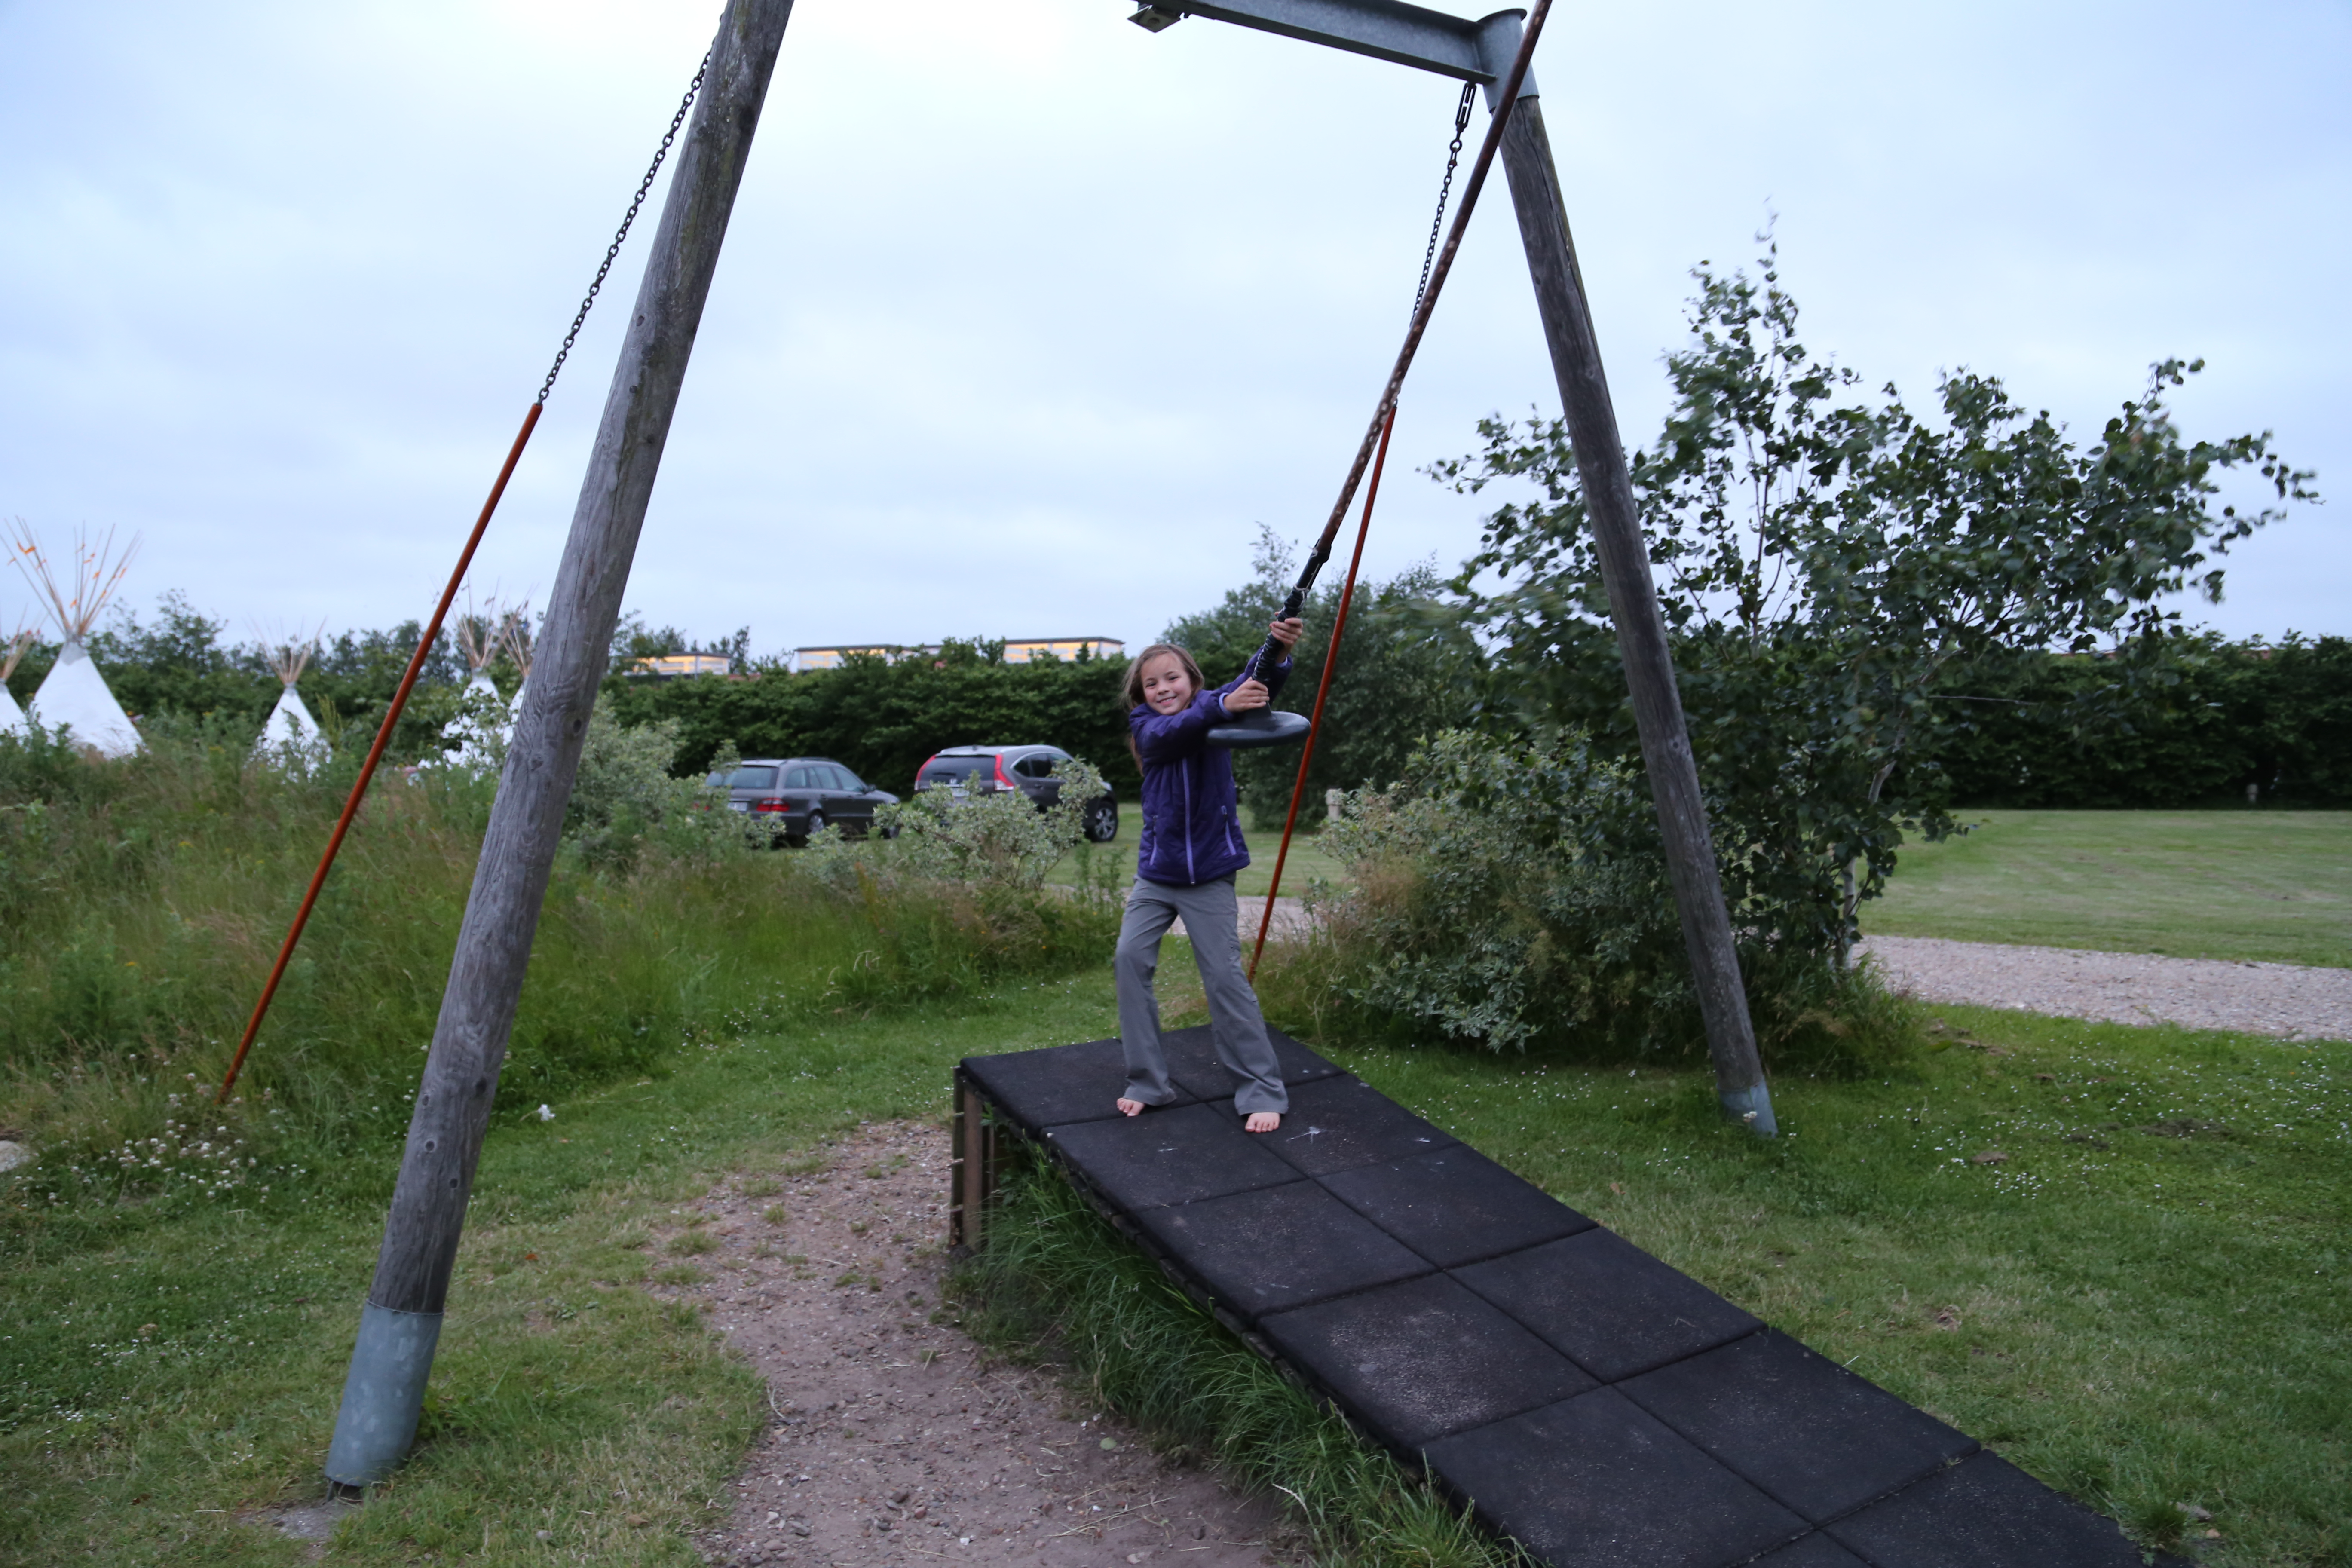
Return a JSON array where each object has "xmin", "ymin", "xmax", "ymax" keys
[{"xmin": 708, "ymin": 756, "xmax": 898, "ymax": 844}]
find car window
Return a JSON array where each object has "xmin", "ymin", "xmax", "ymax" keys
[
  {"xmin": 921, "ymin": 757, "xmax": 992, "ymax": 782},
  {"xmin": 1013, "ymin": 754, "xmax": 1052, "ymax": 778},
  {"xmin": 831, "ymin": 765, "xmax": 866, "ymax": 792},
  {"xmin": 718, "ymin": 766, "xmax": 777, "ymax": 790},
  {"xmin": 784, "ymin": 765, "xmax": 812, "ymax": 789}
]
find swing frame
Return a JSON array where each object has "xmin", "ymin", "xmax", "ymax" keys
[{"xmin": 305, "ymin": 0, "xmax": 1779, "ymax": 1488}]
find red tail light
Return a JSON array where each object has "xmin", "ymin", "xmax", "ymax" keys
[
  {"xmin": 994, "ymin": 756, "xmax": 1015, "ymax": 790},
  {"xmin": 752, "ymin": 798, "xmax": 789, "ymax": 813}
]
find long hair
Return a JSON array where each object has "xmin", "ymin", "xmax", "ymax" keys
[
  {"xmin": 1121, "ymin": 643, "xmax": 1207, "ymax": 772},
  {"xmin": 1121, "ymin": 643, "xmax": 1205, "ymax": 710}
]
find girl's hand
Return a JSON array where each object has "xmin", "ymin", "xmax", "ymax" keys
[
  {"xmin": 1222, "ymin": 679, "xmax": 1270, "ymax": 715},
  {"xmin": 1268, "ymin": 616, "xmax": 1304, "ymax": 650}
]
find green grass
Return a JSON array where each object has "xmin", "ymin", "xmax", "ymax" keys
[
  {"xmin": 10, "ymin": 965, "xmax": 2347, "ymax": 1564},
  {"xmin": 8, "ymin": 735, "xmax": 2346, "ymax": 1567},
  {"xmin": 963, "ymin": 1166, "xmax": 1506, "ymax": 1568},
  {"xmin": 1303, "ymin": 1010, "xmax": 2349, "ymax": 1564},
  {"xmin": 1868, "ymin": 810, "xmax": 2352, "ymax": 968},
  {"xmin": 0, "ymin": 977, "xmax": 1121, "ymax": 1568}
]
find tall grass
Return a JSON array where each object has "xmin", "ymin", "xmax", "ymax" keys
[
  {"xmin": 0, "ymin": 722, "xmax": 1120, "ymax": 1230},
  {"xmin": 959, "ymin": 1158, "xmax": 1517, "ymax": 1568}
]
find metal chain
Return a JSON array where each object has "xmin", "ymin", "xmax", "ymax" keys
[
  {"xmin": 536, "ymin": 51, "xmax": 713, "ymax": 406},
  {"xmin": 1412, "ymin": 82, "xmax": 1478, "ymax": 316}
]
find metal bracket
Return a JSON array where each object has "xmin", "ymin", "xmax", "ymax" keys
[{"xmin": 1123, "ymin": 0, "xmax": 1536, "ymax": 108}]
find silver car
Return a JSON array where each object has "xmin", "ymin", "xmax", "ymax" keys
[{"xmin": 913, "ymin": 744, "xmax": 1118, "ymax": 842}]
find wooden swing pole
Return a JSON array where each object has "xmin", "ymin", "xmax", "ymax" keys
[
  {"xmin": 1246, "ymin": 404, "xmax": 1394, "ymax": 980},
  {"xmin": 325, "ymin": 0, "xmax": 796, "ymax": 1488}
]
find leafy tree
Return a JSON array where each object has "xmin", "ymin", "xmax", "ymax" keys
[
  {"xmin": 1439, "ymin": 245, "xmax": 2315, "ymax": 964},
  {"xmin": 85, "ymin": 591, "xmax": 277, "ymax": 723},
  {"xmin": 1163, "ymin": 529, "xmax": 1476, "ymax": 829}
]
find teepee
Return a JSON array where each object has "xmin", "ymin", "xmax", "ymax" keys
[
  {"xmin": 499, "ymin": 603, "xmax": 533, "ymax": 719},
  {"xmin": 254, "ymin": 624, "xmax": 328, "ymax": 771},
  {"xmin": 439, "ymin": 596, "xmax": 509, "ymax": 769},
  {"xmin": 1, "ymin": 618, "xmax": 37, "ymax": 739},
  {"xmin": 6, "ymin": 521, "xmax": 142, "ymax": 758}
]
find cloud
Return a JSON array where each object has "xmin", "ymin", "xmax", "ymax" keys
[{"xmin": 1, "ymin": 0, "xmax": 2342, "ymax": 655}]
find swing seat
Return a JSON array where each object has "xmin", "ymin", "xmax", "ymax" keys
[{"xmin": 1205, "ymin": 707, "xmax": 1312, "ymax": 750}]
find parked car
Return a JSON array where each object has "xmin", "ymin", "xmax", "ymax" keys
[
  {"xmin": 707, "ymin": 756, "xmax": 898, "ymax": 844},
  {"xmin": 913, "ymin": 744, "xmax": 1119, "ymax": 842}
]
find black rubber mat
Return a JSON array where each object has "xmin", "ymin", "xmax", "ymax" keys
[
  {"xmin": 1243, "ymin": 1074, "xmax": 1458, "ymax": 1177},
  {"xmin": 961, "ymin": 1037, "xmax": 1196, "ymax": 1134},
  {"xmin": 959, "ymin": 1044, "xmax": 2159, "ymax": 1568},
  {"xmin": 1745, "ymin": 1533, "xmax": 1871, "ymax": 1566},
  {"xmin": 1620, "ymin": 1328, "xmax": 1978, "ymax": 1523},
  {"xmin": 1452, "ymin": 1227, "xmax": 1763, "ymax": 1382},
  {"xmin": 1043, "ymin": 1102, "xmax": 1298, "ymax": 1212},
  {"xmin": 1124, "ymin": 1180, "xmax": 1431, "ymax": 1323},
  {"xmin": 1423, "ymin": 1387, "xmax": 1806, "ymax": 1568},
  {"xmin": 1320, "ymin": 1143, "xmax": 1593, "ymax": 1268},
  {"xmin": 1827, "ymin": 1452, "xmax": 2177, "ymax": 1568},
  {"xmin": 1257, "ymin": 1272, "xmax": 1596, "ymax": 1451},
  {"xmin": 1163, "ymin": 1023, "xmax": 1344, "ymax": 1102}
]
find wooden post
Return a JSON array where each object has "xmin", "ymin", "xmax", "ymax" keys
[
  {"xmin": 324, "ymin": 0, "xmax": 799, "ymax": 1488},
  {"xmin": 1490, "ymin": 95, "xmax": 1778, "ymax": 1136},
  {"xmin": 949, "ymin": 1074, "xmax": 994, "ymax": 1251}
]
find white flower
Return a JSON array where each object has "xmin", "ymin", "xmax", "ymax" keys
[{"xmin": 536, "ymin": 1104, "xmax": 556, "ymax": 1122}]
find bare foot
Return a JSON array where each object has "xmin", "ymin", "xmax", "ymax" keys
[
  {"xmin": 1245, "ymin": 1112, "xmax": 1281, "ymax": 1134},
  {"xmin": 1117, "ymin": 1097, "xmax": 1146, "ymax": 1117}
]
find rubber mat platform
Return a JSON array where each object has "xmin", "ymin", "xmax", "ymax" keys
[{"xmin": 959, "ymin": 1028, "xmax": 2179, "ymax": 1568}]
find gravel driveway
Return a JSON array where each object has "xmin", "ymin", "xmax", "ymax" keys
[{"xmin": 1856, "ymin": 936, "xmax": 2352, "ymax": 1041}]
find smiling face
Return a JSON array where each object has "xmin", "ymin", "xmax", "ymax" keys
[{"xmin": 1139, "ymin": 652, "xmax": 1197, "ymax": 715}]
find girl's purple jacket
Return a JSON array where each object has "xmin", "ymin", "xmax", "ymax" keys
[{"xmin": 1128, "ymin": 658, "xmax": 1292, "ymax": 888}]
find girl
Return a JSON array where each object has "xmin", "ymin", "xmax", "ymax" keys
[{"xmin": 1112, "ymin": 618, "xmax": 1305, "ymax": 1133}]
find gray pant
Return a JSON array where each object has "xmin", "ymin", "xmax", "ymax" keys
[{"xmin": 1115, "ymin": 875, "xmax": 1288, "ymax": 1115}]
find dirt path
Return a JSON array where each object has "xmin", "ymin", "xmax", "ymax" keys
[
  {"xmin": 1857, "ymin": 935, "xmax": 2352, "ymax": 1041},
  {"xmin": 655, "ymin": 1122, "xmax": 1296, "ymax": 1568}
]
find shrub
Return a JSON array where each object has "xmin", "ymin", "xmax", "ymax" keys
[
  {"xmin": 793, "ymin": 760, "xmax": 1122, "ymax": 1009},
  {"xmin": 605, "ymin": 640, "xmax": 1140, "ymax": 798},
  {"xmin": 0, "ymin": 726, "xmax": 1112, "ymax": 1222},
  {"xmin": 1928, "ymin": 632, "xmax": 2352, "ymax": 807},
  {"xmin": 1276, "ymin": 730, "xmax": 1915, "ymax": 1071}
]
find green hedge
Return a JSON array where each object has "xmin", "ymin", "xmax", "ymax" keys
[
  {"xmin": 603, "ymin": 645, "xmax": 1140, "ymax": 799},
  {"xmin": 1929, "ymin": 634, "xmax": 2352, "ymax": 808}
]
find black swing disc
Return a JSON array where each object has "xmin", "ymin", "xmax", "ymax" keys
[{"xmin": 1205, "ymin": 709, "xmax": 1312, "ymax": 750}]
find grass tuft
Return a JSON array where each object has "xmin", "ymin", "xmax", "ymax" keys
[{"xmin": 959, "ymin": 1160, "xmax": 1520, "ymax": 1568}]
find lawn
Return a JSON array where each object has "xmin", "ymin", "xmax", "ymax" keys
[
  {"xmin": 0, "ymin": 977, "xmax": 1117, "ymax": 1568},
  {"xmin": 8, "ymin": 958, "xmax": 2346, "ymax": 1565},
  {"xmin": 1867, "ymin": 810, "xmax": 2352, "ymax": 968}
]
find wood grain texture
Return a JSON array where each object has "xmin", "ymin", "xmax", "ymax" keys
[
  {"xmin": 368, "ymin": 0, "xmax": 799, "ymax": 1314},
  {"xmin": 1491, "ymin": 98, "xmax": 1770, "ymax": 1111}
]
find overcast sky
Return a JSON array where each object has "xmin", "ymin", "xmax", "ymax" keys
[{"xmin": 2, "ymin": 0, "xmax": 2344, "ymax": 662}]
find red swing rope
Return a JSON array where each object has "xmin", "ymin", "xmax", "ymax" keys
[
  {"xmin": 216, "ymin": 53, "xmax": 711, "ymax": 1104},
  {"xmin": 1243, "ymin": 0, "xmax": 1549, "ymax": 978},
  {"xmin": 1246, "ymin": 404, "xmax": 1395, "ymax": 979}
]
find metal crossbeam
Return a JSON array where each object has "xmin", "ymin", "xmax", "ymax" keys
[{"xmin": 1132, "ymin": 0, "xmax": 1536, "ymax": 103}]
